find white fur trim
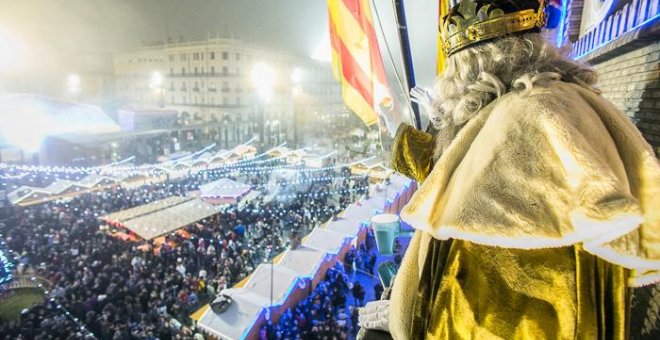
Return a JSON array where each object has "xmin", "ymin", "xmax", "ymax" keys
[
  {"xmin": 628, "ymin": 271, "xmax": 660, "ymax": 287},
  {"xmin": 402, "ymin": 210, "xmax": 653, "ymax": 272}
]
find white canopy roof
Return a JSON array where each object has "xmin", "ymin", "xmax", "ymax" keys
[
  {"xmin": 43, "ymin": 180, "xmax": 83, "ymax": 195},
  {"xmin": 384, "ymin": 174, "xmax": 413, "ymax": 200},
  {"xmin": 197, "ymin": 289, "xmax": 268, "ymax": 340},
  {"xmin": 277, "ymin": 246, "xmax": 327, "ymax": 279},
  {"xmin": 232, "ymin": 144, "xmax": 257, "ymax": 156},
  {"xmin": 76, "ymin": 174, "xmax": 118, "ymax": 188},
  {"xmin": 325, "ymin": 217, "xmax": 366, "ymax": 237},
  {"xmin": 240, "ymin": 264, "xmax": 302, "ymax": 306},
  {"xmin": 340, "ymin": 203, "xmax": 379, "ymax": 222},
  {"xmin": 302, "ymin": 228, "xmax": 351, "ymax": 255},
  {"xmin": 7, "ymin": 186, "xmax": 50, "ymax": 205},
  {"xmin": 266, "ymin": 146, "xmax": 291, "ymax": 157},
  {"xmin": 100, "ymin": 196, "xmax": 221, "ymax": 240},
  {"xmin": 199, "ymin": 178, "xmax": 251, "ymax": 199}
]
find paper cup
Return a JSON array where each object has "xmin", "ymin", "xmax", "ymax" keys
[{"xmin": 370, "ymin": 213, "xmax": 400, "ymax": 255}]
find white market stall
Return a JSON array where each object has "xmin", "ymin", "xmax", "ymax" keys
[{"xmin": 199, "ymin": 178, "xmax": 252, "ymax": 205}]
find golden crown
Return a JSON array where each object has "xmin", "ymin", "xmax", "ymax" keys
[{"xmin": 439, "ymin": 0, "xmax": 547, "ymax": 56}]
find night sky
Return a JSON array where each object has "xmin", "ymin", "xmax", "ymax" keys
[{"xmin": 0, "ymin": 0, "xmax": 438, "ymax": 89}]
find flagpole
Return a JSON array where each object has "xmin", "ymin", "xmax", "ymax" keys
[{"xmin": 391, "ymin": 0, "xmax": 422, "ymax": 130}]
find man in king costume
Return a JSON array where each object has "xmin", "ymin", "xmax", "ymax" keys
[{"xmin": 358, "ymin": 0, "xmax": 660, "ymax": 339}]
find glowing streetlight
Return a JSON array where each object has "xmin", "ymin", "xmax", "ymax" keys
[
  {"xmin": 150, "ymin": 71, "xmax": 164, "ymax": 91},
  {"xmin": 149, "ymin": 71, "xmax": 165, "ymax": 107},
  {"xmin": 251, "ymin": 62, "xmax": 275, "ymax": 100},
  {"xmin": 251, "ymin": 63, "xmax": 276, "ymax": 149},
  {"xmin": 0, "ymin": 27, "xmax": 26, "ymax": 75},
  {"xmin": 290, "ymin": 68, "xmax": 304, "ymax": 146},
  {"xmin": 291, "ymin": 67, "xmax": 303, "ymax": 84},
  {"xmin": 66, "ymin": 74, "xmax": 81, "ymax": 94},
  {"xmin": 311, "ymin": 39, "xmax": 332, "ymax": 63}
]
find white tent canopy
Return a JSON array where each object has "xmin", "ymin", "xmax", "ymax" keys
[
  {"xmin": 43, "ymin": 180, "xmax": 82, "ymax": 195},
  {"xmin": 277, "ymin": 246, "xmax": 327, "ymax": 279},
  {"xmin": 197, "ymin": 289, "xmax": 268, "ymax": 340},
  {"xmin": 199, "ymin": 178, "xmax": 251, "ymax": 200},
  {"xmin": 325, "ymin": 217, "xmax": 366, "ymax": 237},
  {"xmin": 240, "ymin": 264, "xmax": 302, "ymax": 306},
  {"xmin": 7, "ymin": 186, "xmax": 50, "ymax": 206},
  {"xmin": 100, "ymin": 196, "xmax": 220, "ymax": 240},
  {"xmin": 340, "ymin": 203, "xmax": 379, "ymax": 223},
  {"xmin": 302, "ymin": 228, "xmax": 351, "ymax": 255},
  {"xmin": 77, "ymin": 174, "xmax": 119, "ymax": 188}
]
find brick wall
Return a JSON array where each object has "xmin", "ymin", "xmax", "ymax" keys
[{"xmin": 589, "ymin": 40, "xmax": 660, "ymax": 155}]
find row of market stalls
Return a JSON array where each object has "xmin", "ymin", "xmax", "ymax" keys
[
  {"xmin": 99, "ymin": 196, "xmax": 223, "ymax": 240},
  {"xmin": 7, "ymin": 174, "xmax": 124, "ymax": 207},
  {"xmin": 156, "ymin": 145, "xmax": 257, "ymax": 170},
  {"xmin": 194, "ymin": 174, "xmax": 416, "ymax": 340},
  {"xmin": 265, "ymin": 146, "xmax": 336, "ymax": 168},
  {"xmin": 6, "ymin": 144, "xmax": 260, "ymax": 207},
  {"xmin": 349, "ymin": 157, "xmax": 394, "ymax": 181},
  {"xmin": 99, "ymin": 177, "xmax": 257, "ymax": 242}
]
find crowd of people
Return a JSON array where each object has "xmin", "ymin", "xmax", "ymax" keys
[
  {"xmin": 261, "ymin": 264, "xmax": 359, "ymax": 340},
  {"xmin": 0, "ymin": 158, "xmax": 370, "ymax": 339},
  {"xmin": 259, "ymin": 234, "xmax": 394, "ymax": 340}
]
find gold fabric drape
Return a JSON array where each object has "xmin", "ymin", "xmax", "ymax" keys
[{"xmin": 389, "ymin": 122, "xmax": 630, "ymax": 340}]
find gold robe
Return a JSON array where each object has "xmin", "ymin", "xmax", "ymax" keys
[{"xmin": 388, "ymin": 81, "xmax": 660, "ymax": 340}]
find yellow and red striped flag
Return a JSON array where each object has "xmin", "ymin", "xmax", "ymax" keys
[
  {"xmin": 437, "ymin": 0, "xmax": 450, "ymax": 75},
  {"xmin": 328, "ymin": 0, "xmax": 389, "ymax": 126}
]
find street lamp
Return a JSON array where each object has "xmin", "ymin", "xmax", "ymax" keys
[
  {"xmin": 251, "ymin": 63, "xmax": 275, "ymax": 149},
  {"xmin": 291, "ymin": 67, "xmax": 303, "ymax": 147},
  {"xmin": 291, "ymin": 67, "xmax": 303, "ymax": 84},
  {"xmin": 66, "ymin": 74, "xmax": 81, "ymax": 94},
  {"xmin": 251, "ymin": 62, "xmax": 279, "ymax": 318},
  {"xmin": 0, "ymin": 28, "xmax": 26, "ymax": 76},
  {"xmin": 251, "ymin": 62, "xmax": 275, "ymax": 100},
  {"xmin": 149, "ymin": 71, "xmax": 165, "ymax": 108}
]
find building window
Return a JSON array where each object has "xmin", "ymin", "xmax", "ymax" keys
[
  {"xmin": 211, "ymin": 52, "xmax": 215, "ymax": 60},
  {"xmin": 182, "ymin": 67, "xmax": 186, "ymax": 75},
  {"xmin": 170, "ymin": 68, "xmax": 173, "ymax": 76},
  {"xmin": 201, "ymin": 66, "xmax": 204, "ymax": 74},
  {"xmin": 194, "ymin": 67, "xmax": 198, "ymax": 75},
  {"xmin": 211, "ymin": 66, "xmax": 215, "ymax": 75},
  {"xmin": 222, "ymin": 52, "xmax": 228, "ymax": 60},
  {"xmin": 222, "ymin": 66, "xmax": 228, "ymax": 75},
  {"xmin": 237, "ymin": 97, "xmax": 241, "ymax": 105}
]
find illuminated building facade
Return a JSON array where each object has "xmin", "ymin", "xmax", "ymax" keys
[{"xmin": 113, "ymin": 38, "xmax": 342, "ymax": 149}]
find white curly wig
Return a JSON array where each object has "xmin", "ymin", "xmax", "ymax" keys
[{"xmin": 429, "ymin": 32, "xmax": 598, "ymax": 129}]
